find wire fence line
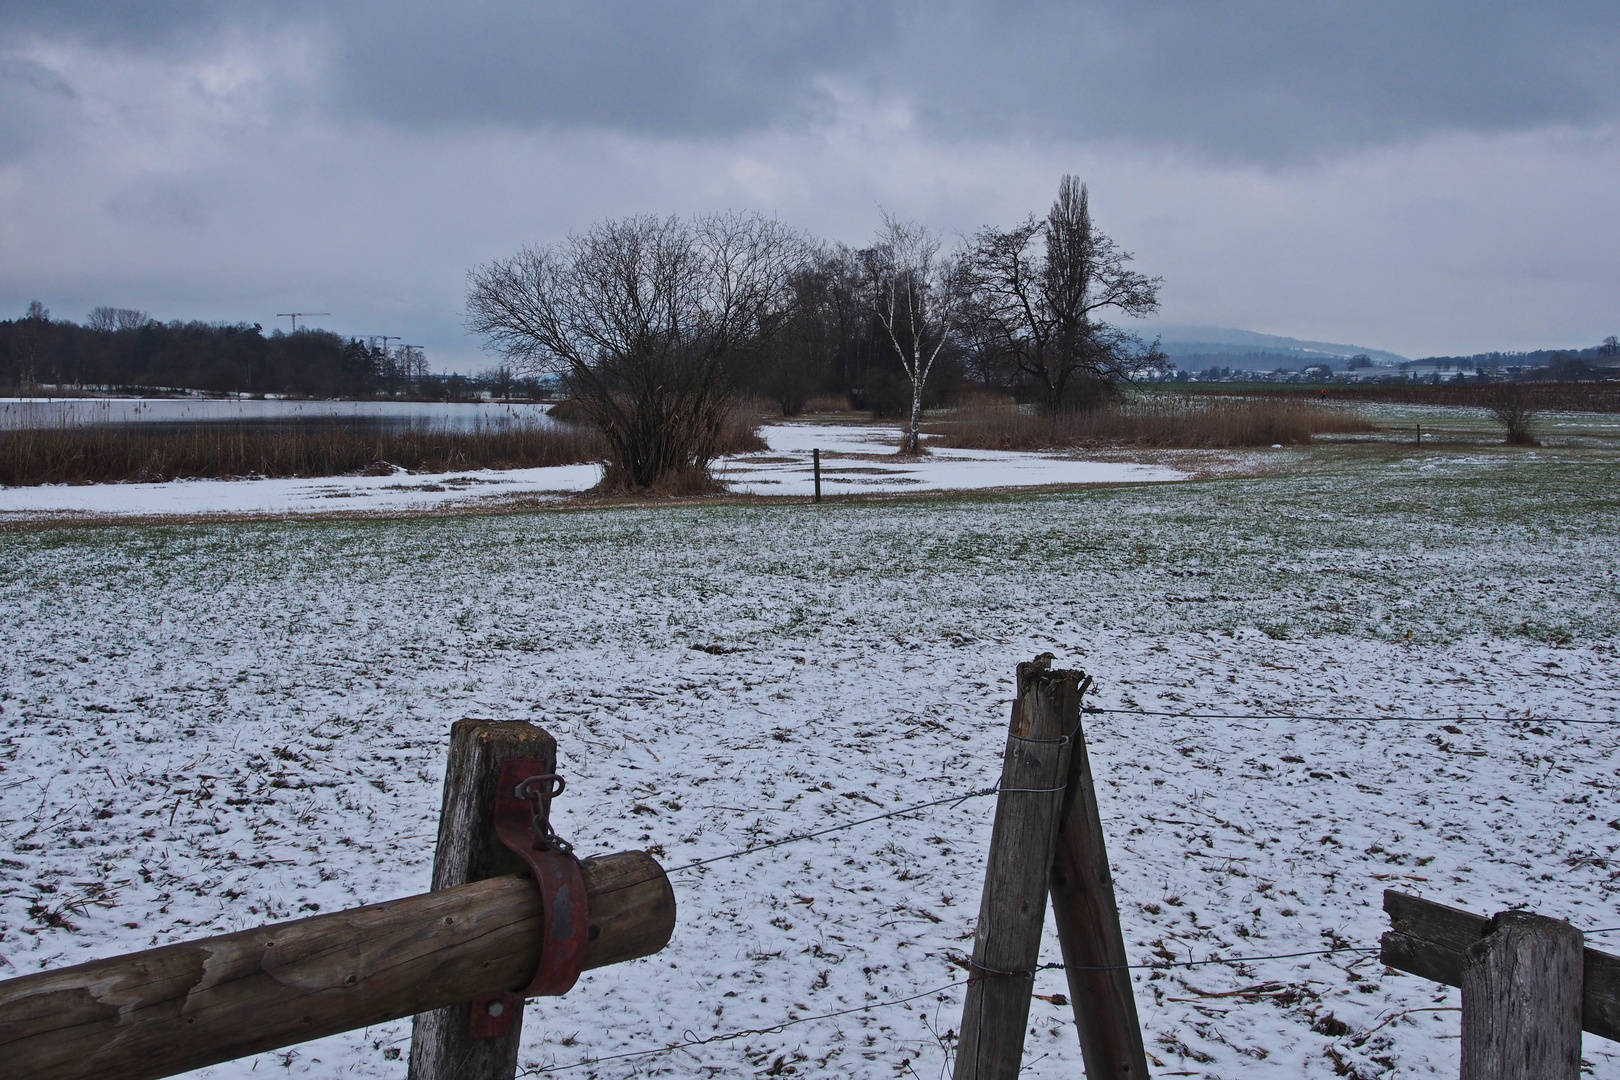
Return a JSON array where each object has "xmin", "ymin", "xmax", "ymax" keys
[
  {"xmin": 523, "ymin": 926, "xmax": 1620, "ymax": 1076},
  {"xmin": 619, "ymin": 706, "xmax": 1620, "ymax": 1076},
  {"xmin": 664, "ymin": 783, "xmax": 1001, "ymax": 874},
  {"xmin": 519, "ymin": 947, "xmax": 1368, "ymax": 1075},
  {"xmin": 1086, "ymin": 706, "xmax": 1617, "ymax": 726},
  {"xmin": 521, "ymin": 980, "xmax": 965, "ymax": 1075}
]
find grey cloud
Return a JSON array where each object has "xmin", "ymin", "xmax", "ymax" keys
[
  {"xmin": 1, "ymin": 2, "xmax": 232, "ymax": 48},
  {"xmin": 2, "ymin": 1, "xmax": 1617, "ymax": 160},
  {"xmin": 323, "ymin": 2, "xmax": 896, "ymax": 134},
  {"xmin": 889, "ymin": 1, "xmax": 1620, "ymax": 161},
  {"xmin": 0, "ymin": 56, "xmax": 81, "ymax": 165},
  {"xmin": 107, "ymin": 181, "xmax": 211, "ymax": 230}
]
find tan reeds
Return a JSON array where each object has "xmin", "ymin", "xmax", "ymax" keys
[
  {"xmin": 0, "ymin": 421, "xmax": 606, "ymax": 487},
  {"xmin": 927, "ymin": 393, "xmax": 1375, "ymax": 450}
]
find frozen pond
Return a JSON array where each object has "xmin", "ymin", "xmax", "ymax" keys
[{"xmin": 0, "ymin": 397, "xmax": 561, "ymax": 431}]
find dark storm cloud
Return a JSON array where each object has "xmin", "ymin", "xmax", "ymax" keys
[
  {"xmin": 0, "ymin": 55, "xmax": 80, "ymax": 165},
  {"xmin": 897, "ymin": 1, "xmax": 1620, "ymax": 160},
  {"xmin": 3, "ymin": 2, "xmax": 1617, "ymax": 159},
  {"xmin": 1, "ymin": 1, "xmax": 230, "ymax": 48},
  {"xmin": 323, "ymin": 2, "xmax": 897, "ymax": 134}
]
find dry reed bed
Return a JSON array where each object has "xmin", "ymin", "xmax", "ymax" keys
[
  {"xmin": 0, "ymin": 422, "xmax": 606, "ymax": 487},
  {"xmin": 1238, "ymin": 382, "xmax": 1620, "ymax": 413},
  {"xmin": 1, "ymin": 411, "xmax": 770, "ymax": 487},
  {"xmin": 927, "ymin": 395, "xmax": 1376, "ymax": 451}
]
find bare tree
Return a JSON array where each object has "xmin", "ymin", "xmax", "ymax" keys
[
  {"xmin": 467, "ymin": 212, "xmax": 805, "ymax": 491},
  {"xmin": 753, "ymin": 256, "xmax": 835, "ymax": 416},
  {"xmin": 962, "ymin": 176, "xmax": 1162, "ymax": 412},
  {"xmin": 87, "ymin": 307, "xmax": 153, "ymax": 332},
  {"xmin": 867, "ymin": 213, "xmax": 961, "ymax": 455}
]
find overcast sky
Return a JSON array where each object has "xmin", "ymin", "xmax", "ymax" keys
[{"xmin": 2, "ymin": 2, "xmax": 1617, "ymax": 367}]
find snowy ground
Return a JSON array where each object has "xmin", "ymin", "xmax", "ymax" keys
[
  {"xmin": 0, "ymin": 422, "xmax": 1185, "ymax": 519},
  {"xmin": 720, "ymin": 423, "xmax": 1184, "ymax": 496},
  {"xmin": 0, "ymin": 462, "xmax": 605, "ymax": 518},
  {"xmin": 1, "ymin": 447, "xmax": 1618, "ymax": 1078}
]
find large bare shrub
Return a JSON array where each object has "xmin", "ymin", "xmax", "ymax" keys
[
  {"xmin": 466, "ymin": 213, "xmax": 805, "ymax": 492},
  {"xmin": 1487, "ymin": 384, "xmax": 1539, "ymax": 444}
]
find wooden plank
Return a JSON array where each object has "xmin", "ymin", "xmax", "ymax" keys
[
  {"xmin": 1585, "ymin": 946, "xmax": 1620, "ymax": 1046},
  {"xmin": 410, "ymin": 719, "xmax": 556, "ymax": 1080},
  {"xmin": 0, "ymin": 853, "xmax": 675, "ymax": 1080},
  {"xmin": 1384, "ymin": 889, "xmax": 1489, "ymax": 953},
  {"xmin": 953, "ymin": 655, "xmax": 1076, "ymax": 1080},
  {"xmin": 1049, "ymin": 695, "xmax": 1151, "ymax": 1079},
  {"xmin": 1460, "ymin": 912, "xmax": 1582, "ymax": 1080},
  {"xmin": 1381, "ymin": 890, "xmax": 1620, "ymax": 1043}
]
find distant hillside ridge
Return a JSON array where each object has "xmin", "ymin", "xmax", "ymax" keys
[{"xmin": 1149, "ymin": 324, "xmax": 1409, "ymax": 368}]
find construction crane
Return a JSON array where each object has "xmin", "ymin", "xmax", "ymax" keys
[{"xmin": 274, "ymin": 312, "xmax": 330, "ymax": 331}]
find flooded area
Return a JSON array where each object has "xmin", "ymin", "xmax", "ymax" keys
[{"xmin": 0, "ymin": 397, "xmax": 560, "ymax": 431}]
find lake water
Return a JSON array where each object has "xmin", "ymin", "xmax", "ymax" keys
[{"xmin": 0, "ymin": 398, "xmax": 562, "ymax": 431}]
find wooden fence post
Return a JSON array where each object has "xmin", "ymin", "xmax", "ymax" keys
[
  {"xmin": 1049, "ymin": 702, "xmax": 1151, "ymax": 1079},
  {"xmin": 813, "ymin": 447, "xmax": 822, "ymax": 503},
  {"xmin": 953, "ymin": 656, "xmax": 1077, "ymax": 1080},
  {"xmin": 1381, "ymin": 889, "xmax": 1620, "ymax": 1044},
  {"xmin": 410, "ymin": 719, "xmax": 557, "ymax": 1080},
  {"xmin": 1460, "ymin": 911, "xmax": 1583, "ymax": 1080}
]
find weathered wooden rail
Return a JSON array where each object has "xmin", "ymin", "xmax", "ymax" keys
[
  {"xmin": 0, "ymin": 855, "xmax": 673, "ymax": 1080},
  {"xmin": 0, "ymin": 719, "xmax": 675, "ymax": 1080},
  {"xmin": 1382, "ymin": 890, "xmax": 1620, "ymax": 1079},
  {"xmin": 1382, "ymin": 889, "xmax": 1620, "ymax": 1042}
]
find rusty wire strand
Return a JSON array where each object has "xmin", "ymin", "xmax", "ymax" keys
[{"xmin": 664, "ymin": 784, "xmax": 1001, "ymax": 874}]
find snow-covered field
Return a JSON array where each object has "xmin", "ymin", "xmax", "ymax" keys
[{"xmin": 2, "ymin": 448, "xmax": 1618, "ymax": 1078}]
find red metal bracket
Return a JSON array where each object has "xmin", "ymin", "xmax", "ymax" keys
[{"xmin": 468, "ymin": 759, "xmax": 589, "ymax": 1039}]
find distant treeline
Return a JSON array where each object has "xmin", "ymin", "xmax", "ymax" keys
[
  {"xmin": 1412, "ymin": 338, "xmax": 1619, "ymax": 373},
  {"xmin": 0, "ymin": 304, "xmax": 547, "ymax": 400}
]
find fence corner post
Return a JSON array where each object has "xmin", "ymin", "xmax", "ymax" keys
[
  {"xmin": 409, "ymin": 719, "xmax": 558, "ymax": 1080},
  {"xmin": 953, "ymin": 655, "xmax": 1077, "ymax": 1080},
  {"xmin": 1460, "ymin": 911, "xmax": 1582, "ymax": 1080}
]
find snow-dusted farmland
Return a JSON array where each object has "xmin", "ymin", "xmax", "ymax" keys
[{"xmin": 2, "ymin": 447, "xmax": 1618, "ymax": 1079}]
